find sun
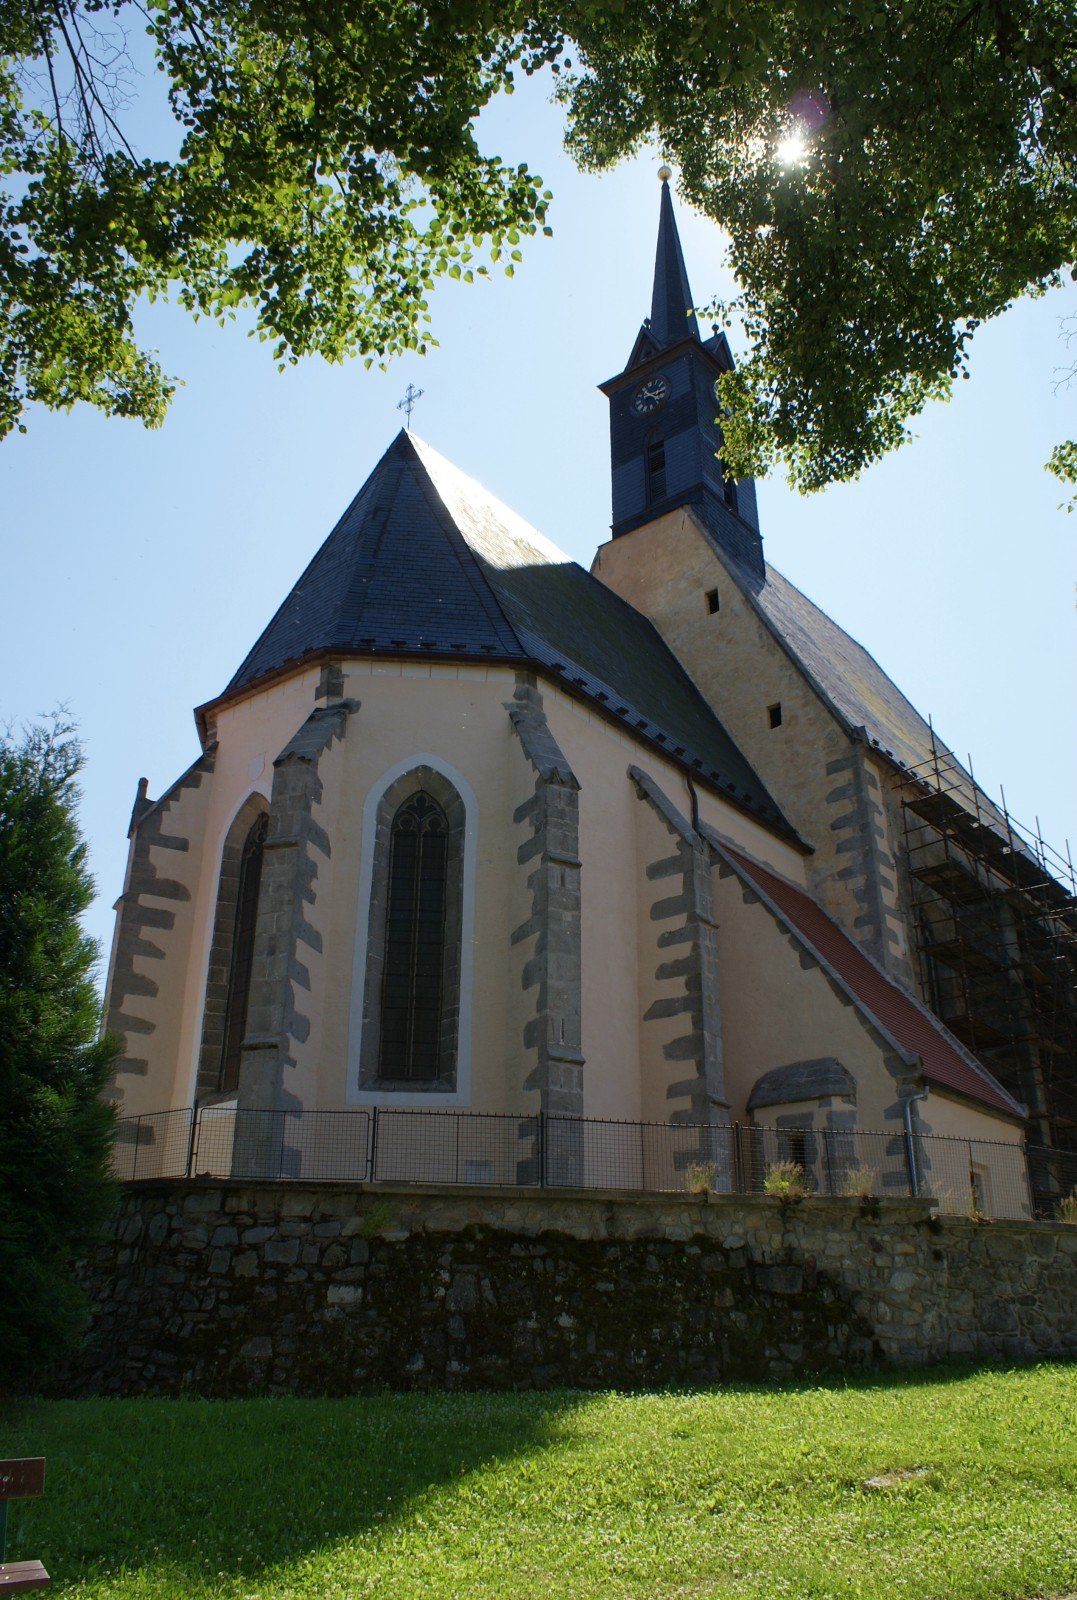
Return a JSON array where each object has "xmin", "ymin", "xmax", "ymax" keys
[{"xmin": 775, "ymin": 128, "xmax": 808, "ymax": 166}]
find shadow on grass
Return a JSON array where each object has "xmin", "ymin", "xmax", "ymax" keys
[
  {"xmin": 3, "ymin": 1360, "xmax": 1071, "ymax": 1589},
  {"xmin": 1, "ymin": 1389, "xmax": 590, "ymax": 1586}
]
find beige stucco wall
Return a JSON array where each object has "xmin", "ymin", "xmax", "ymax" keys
[
  {"xmin": 713, "ymin": 861, "xmax": 911, "ymax": 1130},
  {"xmin": 107, "ymin": 651, "xmax": 1022, "ymax": 1176},
  {"xmin": 591, "ymin": 511, "xmax": 915, "ymax": 986},
  {"xmin": 917, "ymin": 1089, "xmax": 1023, "ymax": 1145},
  {"xmin": 913, "ymin": 1090, "xmax": 1029, "ymax": 1217},
  {"xmin": 104, "ymin": 755, "xmax": 218, "ymax": 1121},
  {"xmin": 177, "ymin": 670, "xmax": 320, "ymax": 1107}
]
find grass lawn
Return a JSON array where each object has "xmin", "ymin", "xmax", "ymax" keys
[{"xmin": 2, "ymin": 1364, "xmax": 1075, "ymax": 1600}]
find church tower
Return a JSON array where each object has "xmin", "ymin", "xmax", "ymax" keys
[{"xmin": 599, "ymin": 171, "xmax": 763, "ymax": 578}]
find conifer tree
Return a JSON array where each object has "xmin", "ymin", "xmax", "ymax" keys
[{"xmin": 0, "ymin": 718, "xmax": 117, "ymax": 1390}]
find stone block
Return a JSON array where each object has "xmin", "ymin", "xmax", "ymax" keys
[
  {"xmin": 264, "ymin": 1238, "xmax": 301, "ymax": 1265},
  {"xmin": 326, "ymin": 1284, "xmax": 363, "ymax": 1306}
]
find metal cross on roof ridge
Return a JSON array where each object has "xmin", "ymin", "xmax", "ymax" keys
[{"xmin": 397, "ymin": 383, "xmax": 425, "ymax": 428}]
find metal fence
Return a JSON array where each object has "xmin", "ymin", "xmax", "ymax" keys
[
  {"xmin": 110, "ymin": 1104, "xmax": 1050, "ymax": 1220},
  {"xmin": 1027, "ymin": 1144, "xmax": 1077, "ymax": 1217}
]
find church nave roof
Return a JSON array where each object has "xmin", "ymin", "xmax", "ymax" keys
[{"xmin": 212, "ymin": 430, "xmax": 795, "ymax": 840}]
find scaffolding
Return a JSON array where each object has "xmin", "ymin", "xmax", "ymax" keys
[{"xmin": 899, "ymin": 728, "xmax": 1077, "ymax": 1204}]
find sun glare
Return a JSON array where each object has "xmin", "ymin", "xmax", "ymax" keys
[{"xmin": 775, "ymin": 128, "xmax": 808, "ymax": 166}]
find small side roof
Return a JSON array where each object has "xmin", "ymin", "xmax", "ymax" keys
[
  {"xmin": 206, "ymin": 432, "xmax": 796, "ymax": 840},
  {"xmin": 713, "ymin": 838, "xmax": 1026, "ymax": 1120}
]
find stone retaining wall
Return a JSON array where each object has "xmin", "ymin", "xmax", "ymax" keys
[{"xmin": 62, "ymin": 1183, "xmax": 1077, "ymax": 1395}]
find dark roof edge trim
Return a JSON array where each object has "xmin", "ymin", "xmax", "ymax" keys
[
  {"xmin": 195, "ymin": 646, "xmax": 808, "ymax": 849},
  {"xmin": 598, "ymin": 334, "xmax": 725, "ymax": 396},
  {"xmin": 704, "ymin": 829, "xmax": 919, "ymax": 1072},
  {"xmin": 704, "ymin": 827, "xmax": 1026, "ymax": 1122},
  {"xmin": 705, "ymin": 527, "xmax": 1006, "ymax": 834}
]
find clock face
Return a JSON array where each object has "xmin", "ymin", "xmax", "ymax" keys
[{"xmin": 632, "ymin": 375, "xmax": 670, "ymax": 414}]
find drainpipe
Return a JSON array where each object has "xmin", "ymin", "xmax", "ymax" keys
[
  {"xmin": 900, "ymin": 1087, "xmax": 929, "ymax": 1197},
  {"xmin": 686, "ymin": 772, "xmax": 701, "ymax": 834}
]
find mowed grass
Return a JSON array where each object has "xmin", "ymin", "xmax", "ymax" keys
[{"xmin": 2, "ymin": 1365, "xmax": 1075, "ymax": 1600}]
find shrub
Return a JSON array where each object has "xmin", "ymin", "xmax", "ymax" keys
[
  {"xmin": 763, "ymin": 1161, "xmax": 810, "ymax": 1199},
  {"xmin": 1057, "ymin": 1192, "xmax": 1077, "ymax": 1226},
  {"xmin": 840, "ymin": 1164, "xmax": 879, "ymax": 1200},
  {"xmin": 684, "ymin": 1160, "xmax": 716, "ymax": 1196}
]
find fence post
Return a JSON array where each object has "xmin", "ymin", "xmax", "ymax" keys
[
  {"xmin": 1021, "ymin": 1138, "xmax": 1035, "ymax": 1217},
  {"xmin": 132, "ymin": 1114, "xmax": 142, "ymax": 1183},
  {"xmin": 538, "ymin": 1110, "xmax": 546, "ymax": 1188},
  {"xmin": 731, "ymin": 1121, "xmax": 743, "ymax": 1194},
  {"xmin": 369, "ymin": 1104, "xmax": 379, "ymax": 1183},
  {"xmin": 185, "ymin": 1106, "xmax": 199, "ymax": 1178},
  {"xmin": 276, "ymin": 1110, "xmax": 287, "ymax": 1180},
  {"xmin": 822, "ymin": 1128, "xmax": 834, "ymax": 1196}
]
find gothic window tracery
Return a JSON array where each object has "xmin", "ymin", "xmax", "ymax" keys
[
  {"xmin": 219, "ymin": 812, "xmax": 267, "ymax": 1093},
  {"xmin": 380, "ymin": 792, "xmax": 449, "ymax": 1081},
  {"xmin": 196, "ymin": 797, "xmax": 269, "ymax": 1103},
  {"xmin": 360, "ymin": 766, "xmax": 466, "ymax": 1093}
]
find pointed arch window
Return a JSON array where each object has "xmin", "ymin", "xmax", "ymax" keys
[
  {"xmin": 196, "ymin": 799, "xmax": 268, "ymax": 1102},
  {"xmin": 220, "ymin": 813, "xmax": 267, "ymax": 1093},
  {"xmin": 380, "ymin": 793, "xmax": 449, "ymax": 1080},
  {"xmin": 360, "ymin": 767, "xmax": 466, "ymax": 1092}
]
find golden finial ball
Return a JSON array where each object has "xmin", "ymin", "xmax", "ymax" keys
[{"xmin": 657, "ymin": 165, "xmax": 672, "ymax": 182}]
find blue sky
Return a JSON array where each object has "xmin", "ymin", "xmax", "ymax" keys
[{"xmin": 1, "ymin": 67, "xmax": 1074, "ymax": 966}]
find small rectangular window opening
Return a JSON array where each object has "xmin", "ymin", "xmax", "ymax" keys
[
  {"xmin": 706, "ymin": 588, "xmax": 720, "ymax": 615},
  {"xmin": 645, "ymin": 435, "xmax": 666, "ymax": 503},
  {"xmin": 767, "ymin": 702, "xmax": 783, "ymax": 729}
]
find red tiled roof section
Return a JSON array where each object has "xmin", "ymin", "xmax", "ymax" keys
[{"xmin": 721, "ymin": 846, "xmax": 1024, "ymax": 1120}]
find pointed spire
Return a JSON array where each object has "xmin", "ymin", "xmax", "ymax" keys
[{"xmin": 649, "ymin": 170, "xmax": 700, "ymax": 348}]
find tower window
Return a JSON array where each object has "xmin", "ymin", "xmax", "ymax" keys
[
  {"xmin": 723, "ymin": 476, "xmax": 738, "ymax": 512},
  {"xmin": 706, "ymin": 589, "xmax": 720, "ymax": 615},
  {"xmin": 645, "ymin": 431, "xmax": 666, "ymax": 504},
  {"xmin": 768, "ymin": 702, "xmax": 783, "ymax": 729}
]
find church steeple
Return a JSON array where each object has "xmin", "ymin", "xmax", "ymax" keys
[
  {"xmin": 599, "ymin": 174, "xmax": 764, "ymax": 579},
  {"xmin": 649, "ymin": 170, "xmax": 700, "ymax": 348}
]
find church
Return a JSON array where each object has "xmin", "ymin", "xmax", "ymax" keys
[{"xmin": 102, "ymin": 180, "xmax": 1076, "ymax": 1216}]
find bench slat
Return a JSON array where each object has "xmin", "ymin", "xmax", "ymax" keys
[
  {"xmin": 0, "ymin": 1561, "xmax": 50, "ymax": 1592},
  {"xmin": 0, "ymin": 1464, "xmax": 45, "ymax": 1503}
]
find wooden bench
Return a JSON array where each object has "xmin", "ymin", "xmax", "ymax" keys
[{"xmin": 0, "ymin": 1461, "xmax": 49, "ymax": 1592}]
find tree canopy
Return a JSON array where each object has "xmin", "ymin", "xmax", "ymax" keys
[
  {"xmin": 1, "ymin": 0, "xmax": 1074, "ymax": 489},
  {"xmin": 0, "ymin": 717, "xmax": 118, "ymax": 1389}
]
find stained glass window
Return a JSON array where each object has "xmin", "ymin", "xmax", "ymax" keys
[
  {"xmin": 379, "ymin": 792, "xmax": 449, "ymax": 1080},
  {"xmin": 220, "ymin": 812, "xmax": 267, "ymax": 1093}
]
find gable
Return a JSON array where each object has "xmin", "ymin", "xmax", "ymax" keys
[{"xmin": 203, "ymin": 432, "xmax": 796, "ymax": 842}]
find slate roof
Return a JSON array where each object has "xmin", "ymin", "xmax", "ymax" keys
[
  {"xmin": 722, "ymin": 551, "xmax": 1013, "ymax": 835},
  {"xmin": 649, "ymin": 177, "xmax": 700, "ymax": 348},
  {"xmin": 715, "ymin": 841, "xmax": 1026, "ymax": 1119},
  {"xmin": 216, "ymin": 432, "xmax": 794, "ymax": 838}
]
